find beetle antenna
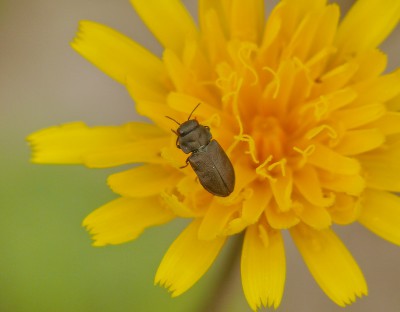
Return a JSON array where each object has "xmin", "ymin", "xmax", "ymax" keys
[
  {"xmin": 187, "ymin": 103, "xmax": 201, "ymax": 120},
  {"xmin": 165, "ymin": 115, "xmax": 181, "ymax": 125}
]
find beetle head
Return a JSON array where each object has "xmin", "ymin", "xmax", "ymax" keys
[
  {"xmin": 178, "ymin": 121, "xmax": 212, "ymax": 154},
  {"xmin": 177, "ymin": 119, "xmax": 199, "ymax": 136}
]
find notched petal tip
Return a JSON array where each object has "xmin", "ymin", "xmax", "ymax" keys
[
  {"xmin": 155, "ymin": 220, "xmax": 226, "ymax": 297},
  {"xmin": 291, "ymin": 224, "xmax": 368, "ymax": 307},
  {"xmin": 241, "ymin": 224, "xmax": 286, "ymax": 311},
  {"xmin": 70, "ymin": 19, "xmax": 166, "ymax": 99},
  {"xmin": 83, "ymin": 197, "xmax": 174, "ymax": 246},
  {"xmin": 130, "ymin": 0, "xmax": 198, "ymax": 54}
]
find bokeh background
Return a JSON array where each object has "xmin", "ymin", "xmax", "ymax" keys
[{"xmin": 1, "ymin": 0, "xmax": 399, "ymax": 311}]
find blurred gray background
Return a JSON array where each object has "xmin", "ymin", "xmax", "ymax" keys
[{"xmin": 1, "ymin": 0, "xmax": 399, "ymax": 311}]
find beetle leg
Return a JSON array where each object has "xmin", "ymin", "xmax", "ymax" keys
[
  {"xmin": 180, "ymin": 158, "xmax": 190, "ymax": 169},
  {"xmin": 170, "ymin": 130, "xmax": 181, "ymax": 149},
  {"xmin": 175, "ymin": 136, "xmax": 181, "ymax": 149}
]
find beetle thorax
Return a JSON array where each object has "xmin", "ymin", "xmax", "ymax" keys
[{"xmin": 178, "ymin": 121, "xmax": 212, "ymax": 154}]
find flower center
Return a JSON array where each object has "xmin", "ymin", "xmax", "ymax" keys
[{"xmin": 251, "ymin": 115, "xmax": 287, "ymax": 161}]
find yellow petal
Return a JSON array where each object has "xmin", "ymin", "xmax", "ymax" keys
[
  {"xmin": 108, "ymin": 165, "xmax": 181, "ymax": 197},
  {"xmin": 319, "ymin": 171, "xmax": 365, "ymax": 196},
  {"xmin": 241, "ymin": 223, "xmax": 285, "ymax": 310},
  {"xmin": 291, "ymin": 224, "xmax": 367, "ymax": 306},
  {"xmin": 130, "ymin": 0, "xmax": 197, "ymax": 55},
  {"xmin": 327, "ymin": 194, "xmax": 361, "ymax": 225},
  {"xmin": 334, "ymin": 128, "xmax": 385, "ymax": 156},
  {"xmin": 227, "ymin": 158, "xmax": 259, "ymax": 199},
  {"xmin": 371, "ymin": 112, "xmax": 400, "ymax": 136},
  {"xmin": 198, "ymin": 200, "xmax": 239, "ymax": 240},
  {"xmin": 71, "ymin": 21, "xmax": 166, "ymax": 101},
  {"xmin": 167, "ymin": 92, "xmax": 223, "ymax": 121},
  {"xmin": 386, "ymin": 92, "xmax": 400, "ymax": 111},
  {"xmin": 184, "ymin": 43, "xmax": 210, "ymax": 82},
  {"xmin": 294, "ymin": 165, "xmax": 335, "ymax": 207},
  {"xmin": 307, "ymin": 143, "xmax": 360, "ymax": 175},
  {"xmin": 273, "ymin": 0, "xmax": 327, "ymax": 61},
  {"xmin": 128, "ymin": 98, "xmax": 176, "ymax": 132},
  {"xmin": 281, "ymin": 4, "xmax": 339, "ymax": 62},
  {"xmin": 84, "ymin": 137, "xmax": 170, "ymax": 168},
  {"xmin": 176, "ymin": 175, "xmax": 203, "ymax": 198},
  {"xmin": 27, "ymin": 122, "xmax": 165, "ymax": 165},
  {"xmin": 353, "ymin": 69, "xmax": 400, "ymax": 105},
  {"xmin": 258, "ymin": 1, "xmax": 282, "ymax": 62},
  {"xmin": 229, "ymin": 0, "xmax": 264, "ymax": 43},
  {"xmin": 307, "ymin": 4, "xmax": 340, "ymax": 59},
  {"xmin": 83, "ymin": 197, "xmax": 174, "ymax": 246},
  {"xmin": 163, "ymin": 49, "xmax": 195, "ymax": 94},
  {"xmin": 293, "ymin": 201, "xmax": 331, "ymax": 230},
  {"xmin": 199, "ymin": 0, "xmax": 235, "ymax": 37},
  {"xmin": 241, "ymin": 182, "xmax": 271, "ymax": 223},
  {"xmin": 155, "ymin": 219, "xmax": 226, "ymax": 296},
  {"xmin": 265, "ymin": 202, "xmax": 300, "ymax": 229},
  {"xmin": 262, "ymin": 60, "xmax": 297, "ymax": 116},
  {"xmin": 199, "ymin": 7, "xmax": 229, "ymax": 64},
  {"xmin": 332, "ymin": 103, "xmax": 386, "ymax": 129},
  {"xmin": 160, "ymin": 192, "xmax": 197, "ymax": 218},
  {"xmin": 270, "ymin": 169, "xmax": 293, "ymax": 212},
  {"xmin": 335, "ymin": 0, "xmax": 400, "ymax": 57},
  {"xmin": 359, "ymin": 189, "xmax": 400, "ymax": 245},
  {"xmin": 361, "ymin": 154, "xmax": 400, "ymax": 192},
  {"xmin": 225, "ymin": 181, "xmax": 272, "ymax": 235},
  {"xmin": 351, "ymin": 49, "xmax": 387, "ymax": 82},
  {"xmin": 285, "ymin": 0, "xmax": 326, "ymax": 13},
  {"xmin": 160, "ymin": 145, "xmax": 189, "ymax": 170},
  {"xmin": 316, "ymin": 61, "xmax": 359, "ymax": 94},
  {"xmin": 162, "ymin": 49, "xmax": 218, "ymax": 105},
  {"xmin": 314, "ymin": 87, "xmax": 358, "ymax": 114}
]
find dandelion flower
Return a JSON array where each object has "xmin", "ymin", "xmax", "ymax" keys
[{"xmin": 28, "ymin": 0, "xmax": 400, "ymax": 310}]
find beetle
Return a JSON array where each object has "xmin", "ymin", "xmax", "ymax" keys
[{"xmin": 166, "ymin": 104, "xmax": 235, "ymax": 197}]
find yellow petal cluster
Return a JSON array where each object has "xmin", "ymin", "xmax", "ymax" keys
[{"xmin": 28, "ymin": 0, "xmax": 400, "ymax": 310}]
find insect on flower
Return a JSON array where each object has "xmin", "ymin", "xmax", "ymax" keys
[
  {"xmin": 166, "ymin": 104, "xmax": 235, "ymax": 197},
  {"xmin": 27, "ymin": 0, "xmax": 400, "ymax": 310}
]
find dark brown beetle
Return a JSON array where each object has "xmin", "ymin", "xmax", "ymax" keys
[{"xmin": 166, "ymin": 104, "xmax": 235, "ymax": 197}]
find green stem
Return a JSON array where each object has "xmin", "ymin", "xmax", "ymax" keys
[{"xmin": 200, "ymin": 234, "xmax": 244, "ymax": 312}]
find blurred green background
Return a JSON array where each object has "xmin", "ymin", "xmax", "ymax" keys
[{"xmin": 1, "ymin": 0, "xmax": 399, "ymax": 311}]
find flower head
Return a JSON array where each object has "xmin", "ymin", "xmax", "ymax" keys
[{"xmin": 28, "ymin": 0, "xmax": 400, "ymax": 310}]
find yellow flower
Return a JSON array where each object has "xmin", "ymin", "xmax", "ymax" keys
[{"xmin": 28, "ymin": 0, "xmax": 400, "ymax": 310}]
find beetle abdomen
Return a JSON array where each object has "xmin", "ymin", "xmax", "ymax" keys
[{"xmin": 188, "ymin": 140, "xmax": 235, "ymax": 197}]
